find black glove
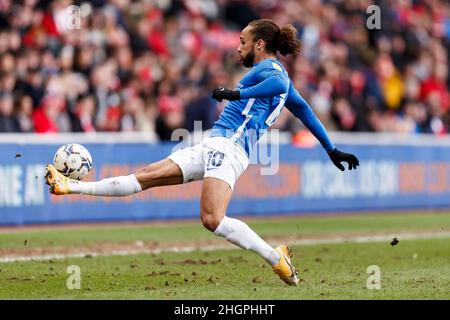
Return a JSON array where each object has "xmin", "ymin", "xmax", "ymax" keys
[
  {"xmin": 212, "ymin": 86, "xmax": 240, "ymax": 102},
  {"xmin": 328, "ymin": 148, "xmax": 360, "ymax": 171}
]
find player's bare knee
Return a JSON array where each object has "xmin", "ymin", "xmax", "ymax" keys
[{"xmin": 200, "ymin": 212, "xmax": 221, "ymax": 232}]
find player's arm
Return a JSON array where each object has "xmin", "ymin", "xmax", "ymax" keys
[
  {"xmin": 285, "ymin": 85, "xmax": 359, "ymax": 171},
  {"xmin": 212, "ymin": 69, "xmax": 288, "ymax": 102}
]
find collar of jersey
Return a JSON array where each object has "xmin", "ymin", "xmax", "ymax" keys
[{"xmin": 253, "ymin": 58, "xmax": 277, "ymax": 67}]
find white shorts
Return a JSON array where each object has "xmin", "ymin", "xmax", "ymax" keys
[{"xmin": 168, "ymin": 137, "xmax": 249, "ymax": 190}]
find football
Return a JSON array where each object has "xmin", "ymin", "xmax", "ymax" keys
[{"xmin": 53, "ymin": 143, "xmax": 93, "ymax": 180}]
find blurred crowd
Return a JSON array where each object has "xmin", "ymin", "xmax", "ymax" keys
[{"xmin": 0, "ymin": 0, "xmax": 449, "ymax": 139}]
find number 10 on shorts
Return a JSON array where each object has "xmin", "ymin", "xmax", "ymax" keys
[{"xmin": 206, "ymin": 151, "xmax": 225, "ymax": 170}]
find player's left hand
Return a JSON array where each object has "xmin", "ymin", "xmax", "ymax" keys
[
  {"xmin": 328, "ymin": 148, "xmax": 359, "ymax": 171},
  {"xmin": 212, "ymin": 86, "xmax": 240, "ymax": 102}
]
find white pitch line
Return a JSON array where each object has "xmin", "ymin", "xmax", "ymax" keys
[{"xmin": 1, "ymin": 231, "xmax": 450, "ymax": 263}]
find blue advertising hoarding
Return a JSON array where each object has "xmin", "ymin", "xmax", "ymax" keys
[{"xmin": 1, "ymin": 139, "xmax": 450, "ymax": 225}]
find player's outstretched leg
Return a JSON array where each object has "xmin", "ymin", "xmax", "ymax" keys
[
  {"xmin": 201, "ymin": 177, "xmax": 299, "ymax": 286},
  {"xmin": 45, "ymin": 159, "xmax": 183, "ymax": 196}
]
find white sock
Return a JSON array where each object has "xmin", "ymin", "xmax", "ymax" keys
[
  {"xmin": 214, "ymin": 216, "xmax": 280, "ymax": 266},
  {"xmin": 68, "ymin": 174, "xmax": 142, "ymax": 196}
]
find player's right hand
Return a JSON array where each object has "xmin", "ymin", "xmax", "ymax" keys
[
  {"xmin": 328, "ymin": 148, "xmax": 359, "ymax": 171},
  {"xmin": 212, "ymin": 86, "xmax": 240, "ymax": 102}
]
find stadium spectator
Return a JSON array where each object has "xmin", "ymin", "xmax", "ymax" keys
[
  {"xmin": 15, "ymin": 94, "xmax": 34, "ymax": 132},
  {"xmin": 0, "ymin": 93, "xmax": 19, "ymax": 132},
  {"xmin": 0, "ymin": 0, "xmax": 448, "ymax": 140}
]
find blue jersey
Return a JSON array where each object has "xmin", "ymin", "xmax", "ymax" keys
[{"xmin": 211, "ymin": 58, "xmax": 335, "ymax": 157}]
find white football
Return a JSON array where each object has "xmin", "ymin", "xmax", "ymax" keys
[{"xmin": 53, "ymin": 143, "xmax": 93, "ymax": 180}]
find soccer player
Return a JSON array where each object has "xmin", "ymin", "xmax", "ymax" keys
[{"xmin": 45, "ymin": 19, "xmax": 359, "ymax": 286}]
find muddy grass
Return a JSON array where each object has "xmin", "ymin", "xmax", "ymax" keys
[{"xmin": 1, "ymin": 230, "xmax": 448, "ymax": 260}]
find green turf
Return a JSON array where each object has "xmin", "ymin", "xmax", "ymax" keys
[
  {"xmin": 0, "ymin": 211, "xmax": 449, "ymax": 249},
  {"xmin": 0, "ymin": 239, "xmax": 449, "ymax": 299},
  {"xmin": 0, "ymin": 212, "xmax": 449, "ymax": 299}
]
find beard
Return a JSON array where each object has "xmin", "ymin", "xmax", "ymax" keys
[{"xmin": 241, "ymin": 49, "xmax": 255, "ymax": 68}]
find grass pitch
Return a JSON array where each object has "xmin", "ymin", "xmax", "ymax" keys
[{"xmin": 0, "ymin": 212, "xmax": 449, "ymax": 299}]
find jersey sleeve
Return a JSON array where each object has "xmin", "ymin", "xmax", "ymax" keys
[
  {"xmin": 239, "ymin": 62, "xmax": 289, "ymax": 99},
  {"xmin": 285, "ymin": 82, "xmax": 335, "ymax": 152}
]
